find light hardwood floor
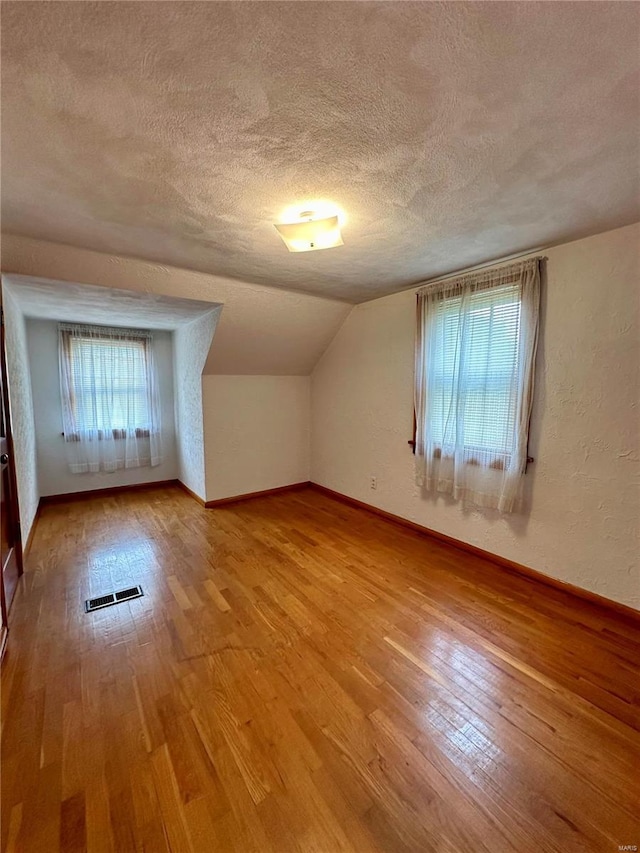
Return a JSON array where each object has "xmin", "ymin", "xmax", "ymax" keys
[{"xmin": 2, "ymin": 484, "xmax": 639, "ymax": 852}]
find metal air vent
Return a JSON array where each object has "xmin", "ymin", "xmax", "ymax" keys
[{"xmin": 85, "ymin": 585, "xmax": 143, "ymax": 612}]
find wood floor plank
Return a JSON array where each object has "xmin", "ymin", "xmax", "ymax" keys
[{"xmin": 2, "ymin": 484, "xmax": 638, "ymax": 852}]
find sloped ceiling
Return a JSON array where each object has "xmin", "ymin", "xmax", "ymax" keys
[
  {"xmin": 2, "ymin": 275, "xmax": 219, "ymax": 330},
  {"xmin": 0, "ymin": 234, "xmax": 352, "ymax": 375},
  {"xmin": 2, "ymin": 1, "xmax": 638, "ymax": 303}
]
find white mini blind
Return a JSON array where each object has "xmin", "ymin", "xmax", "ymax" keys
[
  {"xmin": 428, "ymin": 283, "xmax": 521, "ymax": 459},
  {"xmin": 415, "ymin": 258, "xmax": 542, "ymax": 513}
]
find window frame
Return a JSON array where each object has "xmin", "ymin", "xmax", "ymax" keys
[
  {"xmin": 411, "ymin": 288, "xmax": 535, "ymax": 468},
  {"xmin": 60, "ymin": 326, "xmax": 154, "ymax": 442},
  {"xmin": 424, "ymin": 283, "xmax": 522, "ymax": 466}
]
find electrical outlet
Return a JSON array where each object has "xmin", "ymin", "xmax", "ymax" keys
[{"xmin": 370, "ymin": 476, "xmax": 377, "ymax": 490}]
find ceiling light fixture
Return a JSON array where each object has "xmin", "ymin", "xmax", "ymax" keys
[{"xmin": 274, "ymin": 209, "xmax": 344, "ymax": 253}]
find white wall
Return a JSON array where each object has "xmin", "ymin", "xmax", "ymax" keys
[
  {"xmin": 312, "ymin": 223, "xmax": 640, "ymax": 610},
  {"xmin": 204, "ymin": 376, "xmax": 310, "ymax": 501},
  {"xmin": 25, "ymin": 319, "xmax": 179, "ymax": 496},
  {"xmin": 2, "ymin": 287, "xmax": 39, "ymax": 540},
  {"xmin": 173, "ymin": 311, "xmax": 219, "ymax": 501}
]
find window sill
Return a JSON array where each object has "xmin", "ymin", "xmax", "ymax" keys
[{"xmin": 62, "ymin": 429, "xmax": 152, "ymax": 441}]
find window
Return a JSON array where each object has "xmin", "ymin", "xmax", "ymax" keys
[
  {"xmin": 427, "ymin": 283, "xmax": 521, "ymax": 461},
  {"xmin": 59, "ymin": 324, "xmax": 162, "ymax": 473},
  {"xmin": 414, "ymin": 258, "xmax": 542, "ymax": 512},
  {"xmin": 67, "ymin": 335, "xmax": 151, "ymax": 436}
]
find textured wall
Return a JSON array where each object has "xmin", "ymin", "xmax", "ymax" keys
[
  {"xmin": 203, "ymin": 376, "xmax": 310, "ymax": 501},
  {"xmin": 174, "ymin": 311, "xmax": 219, "ymax": 500},
  {"xmin": 26, "ymin": 319, "xmax": 179, "ymax": 496},
  {"xmin": 311, "ymin": 223, "xmax": 640, "ymax": 610},
  {"xmin": 0, "ymin": 235, "xmax": 352, "ymax": 374},
  {"xmin": 2, "ymin": 2, "xmax": 639, "ymax": 301},
  {"xmin": 2, "ymin": 287, "xmax": 39, "ymax": 541}
]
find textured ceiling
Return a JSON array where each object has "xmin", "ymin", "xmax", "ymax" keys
[
  {"xmin": 2, "ymin": 275, "xmax": 219, "ymax": 329},
  {"xmin": 2, "ymin": 1, "xmax": 639, "ymax": 303}
]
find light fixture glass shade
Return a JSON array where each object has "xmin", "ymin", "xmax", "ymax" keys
[{"xmin": 274, "ymin": 215, "xmax": 343, "ymax": 252}]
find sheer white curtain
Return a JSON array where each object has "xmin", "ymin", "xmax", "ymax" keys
[
  {"xmin": 59, "ymin": 323, "xmax": 162, "ymax": 474},
  {"xmin": 415, "ymin": 258, "xmax": 541, "ymax": 512}
]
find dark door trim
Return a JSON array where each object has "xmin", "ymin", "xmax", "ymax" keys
[{"xmin": 0, "ymin": 297, "xmax": 25, "ymax": 655}]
